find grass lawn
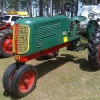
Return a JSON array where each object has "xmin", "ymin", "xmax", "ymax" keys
[{"xmin": 0, "ymin": 47, "xmax": 100, "ymax": 100}]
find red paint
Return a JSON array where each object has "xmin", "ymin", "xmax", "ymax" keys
[
  {"xmin": 16, "ymin": 42, "xmax": 70, "ymax": 62},
  {"xmin": 14, "ymin": 24, "xmax": 18, "ymax": 54},
  {"xmin": 2, "ymin": 35, "xmax": 12, "ymax": 54},
  {"xmin": 0, "ymin": 23, "xmax": 11, "ymax": 31},
  {"xmin": 19, "ymin": 71, "xmax": 35, "ymax": 93}
]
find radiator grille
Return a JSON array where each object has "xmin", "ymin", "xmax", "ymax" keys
[{"xmin": 13, "ymin": 24, "xmax": 30, "ymax": 54}]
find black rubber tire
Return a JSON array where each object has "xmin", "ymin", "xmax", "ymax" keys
[
  {"xmin": 88, "ymin": 27, "xmax": 100, "ymax": 70},
  {"xmin": 2, "ymin": 63, "xmax": 18, "ymax": 93},
  {"xmin": 11, "ymin": 64, "xmax": 38, "ymax": 97},
  {"xmin": 0, "ymin": 29, "xmax": 13, "ymax": 57}
]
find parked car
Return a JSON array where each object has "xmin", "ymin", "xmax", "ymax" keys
[
  {"xmin": 2, "ymin": 11, "xmax": 29, "ymax": 26},
  {"xmin": 80, "ymin": 4, "xmax": 100, "ymax": 33},
  {"xmin": 2, "ymin": 15, "xmax": 26, "ymax": 26}
]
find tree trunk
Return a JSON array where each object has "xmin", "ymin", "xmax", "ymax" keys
[
  {"xmin": 61, "ymin": 0, "xmax": 66, "ymax": 15},
  {"xmin": 94, "ymin": 0, "xmax": 97, "ymax": 4},
  {"xmin": 26, "ymin": 0, "xmax": 32, "ymax": 16},
  {"xmin": 29, "ymin": 0, "xmax": 32, "ymax": 17},
  {"xmin": 39, "ymin": 0, "xmax": 43, "ymax": 16},
  {"xmin": 1, "ymin": 0, "xmax": 4, "ymax": 17},
  {"xmin": 26, "ymin": 1, "xmax": 29, "ymax": 15},
  {"xmin": 47, "ymin": 0, "xmax": 49, "ymax": 15}
]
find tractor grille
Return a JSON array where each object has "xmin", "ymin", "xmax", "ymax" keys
[{"xmin": 13, "ymin": 24, "xmax": 30, "ymax": 54}]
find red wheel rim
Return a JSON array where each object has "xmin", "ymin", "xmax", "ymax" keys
[
  {"xmin": 19, "ymin": 71, "xmax": 35, "ymax": 93},
  {"xmin": 2, "ymin": 35, "xmax": 12, "ymax": 54},
  {"xmin": 98, "ymin": 44, "xmax": 100, "ymax": 62}
]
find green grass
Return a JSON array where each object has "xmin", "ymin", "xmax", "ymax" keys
[{"xmin": 0, "ymin": 48, "xmax": 100, "ymax": 100}]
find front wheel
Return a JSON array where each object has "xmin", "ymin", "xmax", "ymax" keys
[
  {"xmin": 2, "ymin": 63, "xmax": 18, "ymax": 93},
  {"xmin": 88, "ymin": 27, "xmax": 100, "ymax": 70},
  {"xmin": 11, "ymin": 64, "xmax": 38, "ymax": 97}
]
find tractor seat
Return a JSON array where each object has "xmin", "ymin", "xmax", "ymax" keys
[{"xmin": 69, "ymin": 16, "xmax": 87, "ymax": 22}]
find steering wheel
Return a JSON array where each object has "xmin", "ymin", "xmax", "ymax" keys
[{"xmin": 64, "ymin": 2, "xmax": 78, "ymax": 13}]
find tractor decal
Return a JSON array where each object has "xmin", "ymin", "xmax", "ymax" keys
[
  {"xmin": 63, "ymin": 36, "xmax": 68, "ymax": 43},
  {"xmin": 14, "ymin": 55, "xmax": 20, "ymax": 60}
]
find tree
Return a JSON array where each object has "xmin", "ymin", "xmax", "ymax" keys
[
  {"xmin": 7, "ymin": 0, "xmax": 19, "ymax": 10},
  {"xmin": 61, "ymin": 0, "xmax": 66, "ymax": 15},
  {"xmin": 39, "ymin": 0, "xmax": 43, "ymax": 16},
  {"xmin": 1, "ymin": 0, "xmax": 5, "ymax": 17},
  {"xmin": 26, "ymin": 0, "xmax": 32, "ymax": 16}
]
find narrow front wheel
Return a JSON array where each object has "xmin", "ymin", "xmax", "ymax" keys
[
  {"xmin": 11, "ymin": 64, "xmax": 38, "ymax": 97},
  {"xmin": 2, "ymin": 63, "xmax": 18, "ymax": 93}
]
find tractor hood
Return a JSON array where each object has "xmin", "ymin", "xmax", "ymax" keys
[
  {"xmin": 15, "ymin": 16, "xmax": 69, "ymax": 27},
  {"xmin": 13, "ymin": 15, "xmax": 70, "ymax": 56}
]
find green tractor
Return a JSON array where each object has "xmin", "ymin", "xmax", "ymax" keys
[{"xmin": 2, "ymin": 2, "xmax": 100, "ymax": 98}]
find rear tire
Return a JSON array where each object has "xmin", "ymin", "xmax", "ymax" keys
[
  {"xmin": 11, "ymin": 64, "xmax": 38, "ymax": 97},
  {"xmin": 0, "ymin": 29, "xmax": 13, "ymax": 57},
  {"xmin": 88, "ymin": 28, "xmax": 100, "ymax": 70}
]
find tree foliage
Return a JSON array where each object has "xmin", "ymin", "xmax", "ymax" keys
[
  {"xmin": 0, "ymin": 0, "xmax": 99, "ymax": 16},
  {"xmin": 7, "ymin": 0, "xmax": 19, "ymax": 10}
]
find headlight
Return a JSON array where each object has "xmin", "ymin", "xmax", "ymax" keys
[{"xmin": 88, "ymin": 13, "xmax": 95, "ymax": 19}]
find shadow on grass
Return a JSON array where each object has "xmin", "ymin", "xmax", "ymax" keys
[
  {"xmin": 36, "ymin": 54, "xmax": 93, "ymax": 79},
  {"xmin": 3, "ymin": 91, "xmax": 19, "ymax": 100},
  {"xmin": 79, "ymin": 59, "xmax": 93, "ymax": 72},
  {"xmin": 3, "ymin": 54, "xmax": 93, "ymax": 99},
  {"xmin": 61, "ymin": 54, "xmax": 93, "ymax": 72},
  {"xmin": 0, "ymin": 56, "xmax": 5, "ymax": 59},
  {"xmin": 0, "ymin": 56, "xmax": 13, "ymax": 59}
]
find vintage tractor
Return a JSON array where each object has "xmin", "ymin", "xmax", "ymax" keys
[
  {"xmin": 0, "ymin": 20, "xmax": 13, "ymax": 57},
  {"xmin": 2, "ymin": 2, "xmax": 100, "ymax": 98}
]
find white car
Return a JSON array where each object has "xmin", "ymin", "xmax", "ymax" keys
[
  {"xmin": 2, "ymin": 15, "xmax": 25, "ymax": 26},
  {"xmin": 80, "ymin": 5, "xmax": 100, "ymax": 33}
]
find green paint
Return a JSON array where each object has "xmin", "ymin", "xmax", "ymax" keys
[
  {"xmin": 14, "ymin": 16, "xmax": 83, "ymax": 55},
  {"xmin": 87, "ymin": 20, "xmax": 99, "ymax": 41}
]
